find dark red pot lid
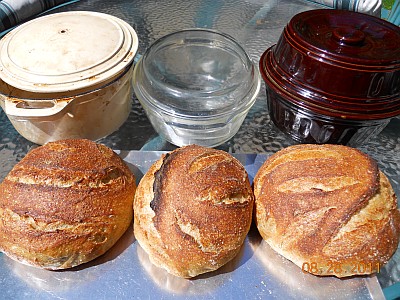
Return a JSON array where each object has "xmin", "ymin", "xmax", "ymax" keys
[{"xmin": 286, "ymin": 9, "xmax": 400, "ymax": 68}]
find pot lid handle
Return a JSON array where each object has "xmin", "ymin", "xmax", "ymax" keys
[{"xmin": 332, "ymin": 27, "xmax": 366, "ymax": 46}]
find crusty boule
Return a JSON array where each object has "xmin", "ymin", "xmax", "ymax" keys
[
  {"xmin": 133, "ymin": 144, "xmax": 254, "ymax": 278},
  {"xmin": 0, "ymin": 139, "xmax": 136, "ymax": 269},
  {"xmin": 253, "ymin": 144, "xmax": 400, "ymax": 277}
]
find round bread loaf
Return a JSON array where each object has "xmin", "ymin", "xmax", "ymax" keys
[
  {"xmin": 0, "ymin": 139, "xmax": 136, "ymax": 269},
  {"xmin": 133, "ymin": 144, "xmax": 254, "ymax": 278},
  {"xmin": 253, "ymin": 144, "xmax": 400, "ymax": 277}
]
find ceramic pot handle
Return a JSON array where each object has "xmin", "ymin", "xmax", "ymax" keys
[{"xmin": 0, "ymin": 97, "xmax": 71, "ymax": 118}]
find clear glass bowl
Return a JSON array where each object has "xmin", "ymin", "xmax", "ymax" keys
[{"xmin": 132, "ymin": 29, "xmax": 261, "ymax": 147}]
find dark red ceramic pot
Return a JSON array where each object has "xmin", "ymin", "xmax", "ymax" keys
[{"xmin": 260, "ymin": 9, "xmax": 400, "ymax": 146}]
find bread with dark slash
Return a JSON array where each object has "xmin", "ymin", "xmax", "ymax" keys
[
  {"xmin": 0, "ymin": 139, "xmax": 136, "ymax": 269},
  {"xmin": 133, "ymin": 144, "xmax": 254, "ymax": 278},
  {"xmin": 253, "ymin": 144, "xmax": 400, "ymax": 277}
]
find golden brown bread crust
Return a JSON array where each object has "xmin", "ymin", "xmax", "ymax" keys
[
  {"xmin": 133, "ymin": 144, "xmax": 254, "ymax": 278},
  {"xmin": 0, "ymin": 139, "xmax": 136, "ymax": 269},
  {"xmin": 253, "ymin": 144, "xmax": 400, "ymax": 277}
]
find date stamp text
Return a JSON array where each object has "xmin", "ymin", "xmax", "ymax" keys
[{"xmin": 301, "ymin": 261, "xmax": 380, "ymax": 276}]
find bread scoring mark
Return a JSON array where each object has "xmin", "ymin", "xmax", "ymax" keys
[
  {"xmin": 98, "ymin": 166, "xmax": 124, "ymax": 185},
  {"xmin": 1, "ymin": 207, "xmax": 115, "ymax": 233},
  {"xmin": 6, "ymin": 175, "xmax": 76, "ymax": 188},
  {"xmin": 174, "ymin": 210, "xmax": 206, "ymax": 250},
  {"xmin": 96, "ymin": 143, "xmax": 115, "ymax": 158},
  {"xmin": 5, "ymin": 208, "xmax": 75, "ymax": 231},
  {"xmin": 174, "ymin": 210, "xmax": 219, "ymax": 253},
  {"xmin": 188, "ymin": 153, "xmax": 232, "ymax": 174},
  {"xmin": 278, "ymin": 176, "xmax": 360, "ymax": 193},
  {"xmin": 150, "ymin": 152, "xmax": 176, "ymax": 214},
  {"xmin": 188, "ymin": 151, "xmax": 250, "ymax": 205},
  {"xmin": 284, "ymin": 206, "xmax": 337, "ymax": 255},
  {"xmin": 256, "ymin": 201, "xmax": 277, "ymax": 240},
  {"xmin": 261, "ymin": 149, "xmax": 342, "ymax": 176},
  {"xmin": 88, "ymin": 233, "xmax": 108, "ymax": 244},
  {"xmin": 198, "ymin": 191, "xmax": 250, "ymax": 205},
  {"xmin": 323, "ymin": 172, "xmax": 398, "ymax": 256},
  {"xmin": 46, "ymin": 142, "xmax": 71, "ymax": 152},
  {"xmin": 5, "ymin": 165, "xmax": 125, "ymax": 188}
]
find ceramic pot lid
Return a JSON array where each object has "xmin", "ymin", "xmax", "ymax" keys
[
  {"xmin": 0, "ymin": 11, "xmax": 138, "ymax": 93},
  {"xmin": 286, "ymin": 9, "xmax": 400, "ymax": 68}
]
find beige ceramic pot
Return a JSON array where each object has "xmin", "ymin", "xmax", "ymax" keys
[{"xmin": 0, "ymin": 11, "xmax": 139, "ymax": 145}]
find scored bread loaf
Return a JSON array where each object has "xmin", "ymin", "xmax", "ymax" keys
[
  {"xmin": 133, "ymin": 144, "xmax": 254, "ymax": 278},
  {"xmin": 0, "ymin": 139, "xmax": 136, "ymax": 269},
  {"xmin": 253, "ymin": 144, "xmax": 400, "ymax": 277}
]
